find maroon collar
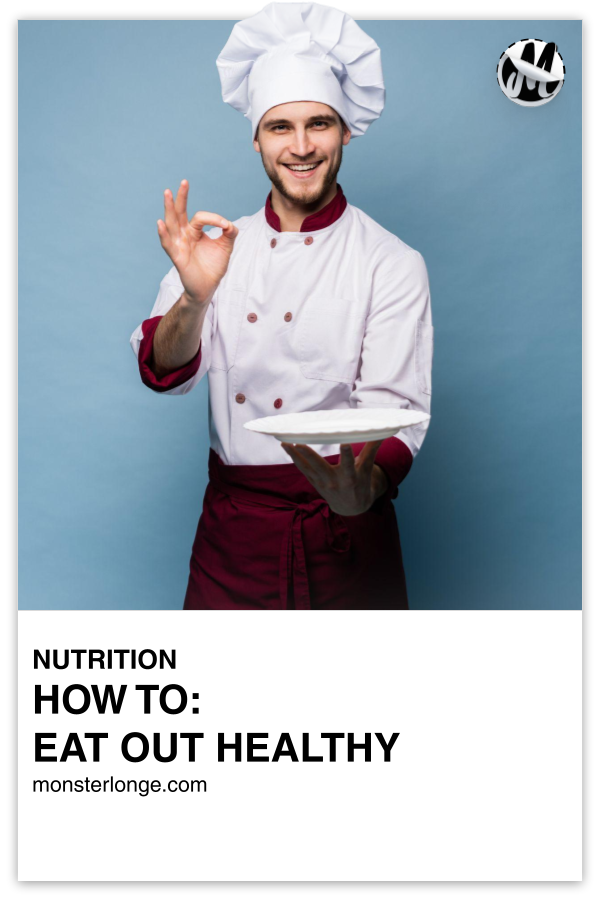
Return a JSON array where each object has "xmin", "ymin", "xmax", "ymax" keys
[{"xmin": 265, "ymin": 184, "xmax": 348, "ymax": 233}]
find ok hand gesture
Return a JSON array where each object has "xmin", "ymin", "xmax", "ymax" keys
[{"xmin": 157, "ymin": 179, "xmax": 238, "ymax": 305}]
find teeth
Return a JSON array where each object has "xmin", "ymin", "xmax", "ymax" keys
[{"xmin": 287, "ymin": 164, "xmax": 319, "ymax": 171}]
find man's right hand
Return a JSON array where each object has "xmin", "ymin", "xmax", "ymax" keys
[{"xmin": 157, "ymin": 179, "xmax": 238, "ymax": 305}]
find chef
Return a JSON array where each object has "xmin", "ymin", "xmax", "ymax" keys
[{"xmin": 130, "ymin": 1, "xmax": 433, "ymax": 610}]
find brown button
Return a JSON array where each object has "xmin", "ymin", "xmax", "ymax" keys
[
  {"xmin": 247, "ymin": 312, "xmax": 257, "ymax": 323},
  {"xmin": 304, "ymin": 236, "xmax": 314, "ymax": 245},
  {"xmin": 270, "ymin": 238, "xmax": 277, "ymax": 248},
  {"xmin": 274, "ymin": 398, "xmax": 283, "ymax": 409},
  {"xmin": 284, "ymin": 312, "xmax": 293, "ymax": 322},
  {"xmin": 235, "ymin": 393, "xmax": 246, "ymax": 404}
]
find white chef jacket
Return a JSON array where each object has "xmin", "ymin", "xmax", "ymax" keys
[{"xmin": 130, "ymin": 200, "xmax": 433, "ymax": 467}]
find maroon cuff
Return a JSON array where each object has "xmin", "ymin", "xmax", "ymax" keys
[
  {"xmin": 373, "ymin": 436, "xmax": 414, "ymax": 504},
  {"xmin": 350, "ymin": 435, "xmax": 413, "ymax": 510},
  {"xmin": 137, "ymin": 316, "xmax": 202, "ymax": 393}
]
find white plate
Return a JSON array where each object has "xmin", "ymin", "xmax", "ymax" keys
[{"xmin": 244, "ymin": 408, "xmax": 431, "ymax": 445}]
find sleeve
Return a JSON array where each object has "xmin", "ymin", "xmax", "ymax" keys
[
  {"xmin": 129, "ymin": 265, "xmax": 215, "ymax": 396},
  {"xmin": 350, "ymin": 245, "xmax": 433, "ymax": 494},
  {"xmin": 134, "ymin": 315, "xmax": 204, "ymax": 394},
  {"xmin": 349, "ymin": 437, "xmax": 414, "ymax": 508}
]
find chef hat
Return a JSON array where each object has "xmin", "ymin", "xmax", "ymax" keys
[{"xmin": 216, "ymin": 2, "xmax": 385, "ymax": 139}]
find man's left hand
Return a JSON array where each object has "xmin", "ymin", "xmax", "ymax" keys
[{"xmin": 281, "ymin": 441, "xmax": 388, "ymax": 516}]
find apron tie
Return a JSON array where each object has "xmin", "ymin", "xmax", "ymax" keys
[{"xmin": 209, "ymin": 474, "xmax": 351, "ymax": 610}]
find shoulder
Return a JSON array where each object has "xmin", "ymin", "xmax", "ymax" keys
[
  {"xmin": 346, "ymin": 206, "xmax": 430, "ymax": 309},
  {"xmin": 347, "ymin": 203, "xmax": 426, "ymax": 269}
]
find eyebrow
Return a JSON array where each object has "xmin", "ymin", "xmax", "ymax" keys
[{"xmin": 262, "ymin": 113, "xmax": 338, "ymax": 128}]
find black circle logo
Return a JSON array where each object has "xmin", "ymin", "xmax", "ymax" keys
[{"xmin": 497, "ymin": 39, "xmax": 565, "ymax": 106}]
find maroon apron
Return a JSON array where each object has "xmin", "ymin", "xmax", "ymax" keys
[{"xmin": 183, "ymin": 449, "xmax": 409, "ymax": 610}]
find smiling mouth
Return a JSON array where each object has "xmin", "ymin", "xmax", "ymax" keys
[{"xmin": 282, "ymin": 161, "xmax": 324, "ymax": 176}]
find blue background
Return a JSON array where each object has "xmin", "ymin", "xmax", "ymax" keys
[{"xmin": 18, "ymin": 20, "xmax": 581, "ymax": 610}]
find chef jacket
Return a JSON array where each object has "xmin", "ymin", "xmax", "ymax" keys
[{"xmin": 130, "ymin": 186, "xmax": 433, "ymax": 489}]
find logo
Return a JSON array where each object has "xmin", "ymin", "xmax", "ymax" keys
[{"xmin": 497, "ymin": 39, "xmax": 565, "ymax": 106}]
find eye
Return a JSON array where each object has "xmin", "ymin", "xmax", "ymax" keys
[{"xmin": 311, "ymin": 121, "xmax": 328, "ymax": 128}]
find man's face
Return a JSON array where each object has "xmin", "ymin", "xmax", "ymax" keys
[{"xmin": 253, "ymin": 101, "xmax": 351, "ymax": 205}]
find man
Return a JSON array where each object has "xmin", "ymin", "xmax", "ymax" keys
[{"xmin": 130, "ymin": 2, "xmax": 433, "ymax": 610}]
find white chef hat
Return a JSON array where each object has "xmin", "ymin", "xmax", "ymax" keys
[{"xmin": 216, "ymin": 2, "xmax": 385, "ymax": 139}]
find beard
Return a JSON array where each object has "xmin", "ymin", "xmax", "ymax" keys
[{"xmin": 259, "ymin": 145, "xmax": 343, "ymax": 206}]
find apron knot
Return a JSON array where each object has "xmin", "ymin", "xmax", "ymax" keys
[
  {"xmin": 297, "ymin": 500, "xmax": 352, "ymax": 555},
  {"xmin": 282, "ymin": 501, "xmax": 351, "ymax": 608},
  {"xmin": 209, "ymin": 468, "xmax": 351, "ymax": 610}
]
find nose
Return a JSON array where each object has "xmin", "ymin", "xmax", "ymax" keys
[{"xmin": 288, "ymin": 127, "xmax": 317, "ymax": 158}]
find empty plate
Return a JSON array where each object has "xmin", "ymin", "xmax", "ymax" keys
[{"xmin": 244, "ymin": 408, "xmax": 431, "ymax": 445}]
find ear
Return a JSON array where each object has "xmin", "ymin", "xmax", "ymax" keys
[
  {"xmin": 253, "ymin": 136, "xmax": 261, "ymax": 153},
  {"xmin": 342, "ymin": 124, "xmax": 352, "ymax": 146}
]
